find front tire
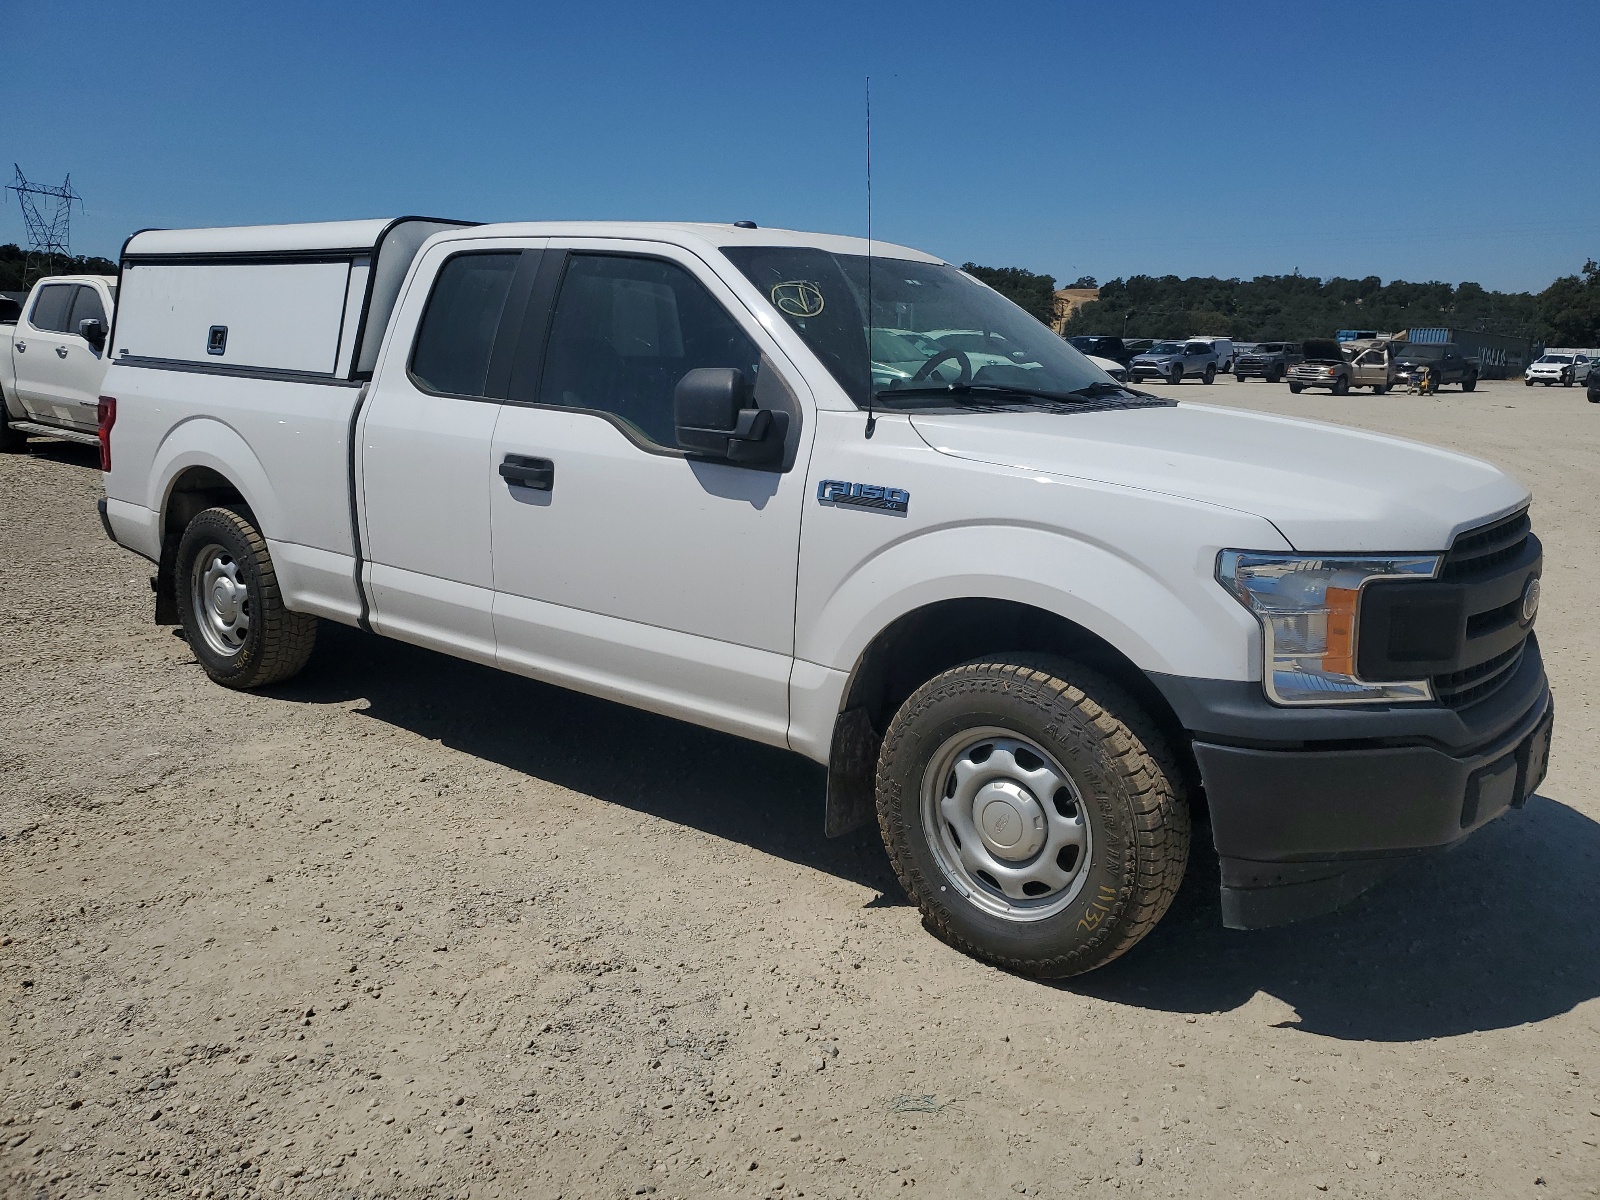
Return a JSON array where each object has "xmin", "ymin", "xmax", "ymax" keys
[
  {"xmin": 1288, "ymin": 381, "xmax": 1303, "ymax": 393},
  {"xmin": 1372, "ymin": 384, "xmax": 1388, "ymax": 395},
  {"xmin": 1168, "ymin": 366, "xmax": 1183, "ymax": 386},
  {"xmin": 1332, "ymin": 375, "xmax": 1350, "ymax": 396},
  {"xmin": 876, "ymin": 657, "xmax": 1190, "ymax": 979},
  {"xmin": 175, "ymin": 506, "xmax": 316, "ymax": 689}
]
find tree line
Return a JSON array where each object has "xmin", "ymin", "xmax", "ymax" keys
[
  {"xmin": 0, "ymin": 244, "xmax": 120, "ymax": 293},
  {"xmin": 967, "ymin": 260, "xmax": 1600, "ymax": 347}
]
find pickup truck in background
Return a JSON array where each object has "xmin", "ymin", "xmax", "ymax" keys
[
  {"xmin": 0, "ymin": 274, "xmax": 118, "ymax": 450},
  {"xmin": 98, "ymin": 218, "xmax": 1551, "ymax": 978},
  {"xmin": 1391, "ymin": 342, "xmax": 1479, "ymax": 392},
  {"xmin": 1232, "ymin": 342, "xmax": 1303, "ymax": 383}
]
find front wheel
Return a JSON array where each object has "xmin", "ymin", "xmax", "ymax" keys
[
  {"xmin": 1524, "ymin": 378, "xmax": 1534, "ymax": 387},
  {"xmin": 876, "ymin": 657, "xmax": 1190, "ymax": 978},
  {"xmin": 1332, "ymin": 375, "xmax": 1350, "ymax": 396},
  {"xmin": 1372, "ymin": 384, "xmax": 1388, "ymax": 395},
  {"xmin": 1234, "ymin": 373, "xmax": 1246, "ymax": 383},
  {"xmin": 1288, "ymin": 381, "xmax": 1303, "ymax": 393},
  {"xmin": 1168, "ymin": 366, "xmax": 1183, "ymax": 386},
  {"xmin": 176, "ymin": 506, "xmax": 317, "ymax": 689}
]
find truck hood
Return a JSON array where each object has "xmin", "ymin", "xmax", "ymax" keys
[{"xmin": 908, "ymin": 402, "xmax": 1528, "ymax": 551}]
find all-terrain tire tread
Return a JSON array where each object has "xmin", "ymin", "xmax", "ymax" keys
[
  {"xmin": 876, "ymin": 656, "xmax": 1189, "ymax": 978},
  {"xmin": 183, "ymin": 506, "xmax": 316, "ymax": 688}
]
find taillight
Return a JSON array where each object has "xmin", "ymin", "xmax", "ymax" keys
[{"xmin": 97, "ymin": 396, "xmax": 116, "ymax": 472}]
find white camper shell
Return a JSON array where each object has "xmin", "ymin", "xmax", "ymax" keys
[{"xmin": 114, "ymin": 217, "xmax": 472, "ymax": 382}]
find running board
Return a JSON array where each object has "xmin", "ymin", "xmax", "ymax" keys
[{"xmin": 10, "ymin": 420, "xmax": 100, "ymax": 446}]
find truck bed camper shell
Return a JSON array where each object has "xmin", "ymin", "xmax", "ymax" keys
[{"xmin": 115, "ymin": 217, "xmax": 473, "ymax": 384}]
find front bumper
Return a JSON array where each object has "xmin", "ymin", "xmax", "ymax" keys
[{"xmin": 1151, "ymin": 640, "xmax": 1552, "ymax": 929}]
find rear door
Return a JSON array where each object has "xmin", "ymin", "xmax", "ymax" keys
[
  {"xmin": 486, "ymin": 241, "xmax": 813, "ymax": 746},
  {"xmin": 358, "ymin": 238, "xmax": 546, "ymax": 664},
  {"xmin": 11, "ymin": 282, "xmax": 76, "ymax": 422}
]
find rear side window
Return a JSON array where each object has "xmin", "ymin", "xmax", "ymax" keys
[
  {"xmin": 410, "ymin": 252, "xmax": 520, "ymax": 397},
  {"xmin": 28, "ymin": 283, "xmax": 74, "ymax": 332},
  {"xmin": 67, "ymin": 286, "xmax": 107, "ymax": 334},
  {"xmin": 537, "ymin": 254, "xmax": 759, "ymax": 449}
]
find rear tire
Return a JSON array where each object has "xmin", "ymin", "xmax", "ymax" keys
[
  {"xmin": 1372, "ymin": 384, "xmax": 1388, "ymax": 395},
  {"xmin": 175, "ymin": 506, "xmax": 317, "ymax": 689},
  {"xmin": 1202, "ymin": 365, "xmax": 1216, "ymax": 384},
  {"xmin": 1463, "ymin": 375, "xmax": 1477, "ymax": 393},
  {"xmin": 876, "ymin": 656, "xmax": 1190, "ymax": 979}
]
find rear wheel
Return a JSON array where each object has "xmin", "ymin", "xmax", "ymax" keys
[
  {"xmin": 176, "ymin": 506, "xmax": 317, "ymax": 689},
  {"xmin": 1202, "ymin": 365, "xmax": 1216, "ymax": 384},
  {"xmin": 876, "ymin": 657, "xmax": 1190, "ymax": 978},
  {"xmin": 1463, "ymin": 375, "xmax": 1477, "ymax": 393},
  {"xmin": 1372, "ymin": 384, "xmax": 1388, "ymax": 395}
]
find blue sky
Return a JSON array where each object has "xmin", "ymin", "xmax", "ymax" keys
[{"xmin": 8, "ymin": 0, "xmax": 1598, "ymax": 292}]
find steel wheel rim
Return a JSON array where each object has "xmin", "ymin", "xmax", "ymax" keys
[
  {"xmin": 919, "ymin": 726, "xmax": 1093, "ymax": 922},
  {"xmin": 190, "ymin": 541, "xmax": 250, "ymax": 658}
]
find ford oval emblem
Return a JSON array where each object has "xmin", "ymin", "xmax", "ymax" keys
[{"xmin": 1521, "ymin": 575, "xmax": 1541, "ymax": 624}]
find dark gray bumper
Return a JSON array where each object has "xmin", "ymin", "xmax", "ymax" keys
[{"xmin": 1150, "ymin": 640, "xmax": 1553, "ymax": 929}]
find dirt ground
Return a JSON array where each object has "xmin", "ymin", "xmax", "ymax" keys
[{"xmin": 3, "ymin": 377, "xmax": 1598, "ymax": 1200}]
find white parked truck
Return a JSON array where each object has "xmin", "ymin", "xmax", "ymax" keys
[
  {"xmin": 1, "ymin": 274, "xmax": 119, "ymax": 450},
  {"xmin": 98, "ymin": 218, "xmax": 1553, "ymax": 977}
]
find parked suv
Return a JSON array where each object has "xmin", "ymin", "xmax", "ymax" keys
[
  {"xmin": 1129, "ymin": 339, "xmax": 1220, "ymax": 384},
  {"xmin": 1233, "ymin": 342, "xmax": 1303, "ymax": 383},
  {"xmin": 1525, "ymin": 353, "xmax": 1591, "ymax": 387},
  {"xmin": 1392, "ymin": 343, "xmax": 1478, "ymax": 392}
]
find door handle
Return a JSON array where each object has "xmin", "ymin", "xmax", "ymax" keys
[
  {"xmin": 56, "ymin": 346, "xmax": 68, "ymax": 358},
  {"xmin": 14, "ymin": 341, "xmax": 24, "ymax": 352},
  {"xmin": 499, "ymin": 454, "xmax": 554, "ymax": 491}
]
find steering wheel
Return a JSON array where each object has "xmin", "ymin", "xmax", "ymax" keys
[{"xmin": 911, "ymin": 347, "xmax": 973, "ymax": 385}]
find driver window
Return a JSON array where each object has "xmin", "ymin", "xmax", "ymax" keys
[
  {"xmin": 538, "ymin": 254, "xmax": 760, "ymax": 450},
  {"xmin": 67, "ymin": 286, "xmax": 107, "ymax": 338}
]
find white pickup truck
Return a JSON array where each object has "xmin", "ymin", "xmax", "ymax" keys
[
  {"xmin": 0, "ymin": 273, "xmax": 118, "ymax": 450},
  {"xmin": 98, "ymin": 218, "xmax": 1552, "ymax": 977}
]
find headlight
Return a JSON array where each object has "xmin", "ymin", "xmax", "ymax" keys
[{"xmin": 1217, "ymin": 551, "xmax": 1442, "ymax": 705}]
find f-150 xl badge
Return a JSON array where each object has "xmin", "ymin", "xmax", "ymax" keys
[{"xmin": 817, "ymin": 480, "xmax": 909, "ymax": 516}]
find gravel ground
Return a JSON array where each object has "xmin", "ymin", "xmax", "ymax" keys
[{"xmin": 3, "ymin": 377, "xmax": 1598, "ymax": 1200}]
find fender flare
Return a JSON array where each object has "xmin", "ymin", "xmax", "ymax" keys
[{"xmin": 148, "ymin": 416, "xmax": 284, "ymax": 538}]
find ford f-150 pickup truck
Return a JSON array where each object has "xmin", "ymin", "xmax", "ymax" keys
[
  {"xmin": 1, "ymin": 274, "xmax": 118, "ymax": 450},
  {"xmin": 97, "ymin": 218, "xmax": 1553, "ymax": 978}
]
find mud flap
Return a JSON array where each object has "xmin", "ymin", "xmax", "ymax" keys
[{"xmin": 824, "ymin": 708, "xmax": 880, "ymax": 838}]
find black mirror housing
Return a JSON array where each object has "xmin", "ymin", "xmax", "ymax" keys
[
  {"xmin": 675, "ymin": 367, "xmax": 787, "ymax": 465},
  {"xmin": 79, "ymin": 318, "xmax": 106, "ymax": 350}
]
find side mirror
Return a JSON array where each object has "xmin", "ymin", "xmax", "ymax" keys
[
  {"xmin": 674, "ymin": 368, "xmax": 787, "ymax": 465},
  {"xmin": 79, "ymin": 318, "xmax": 106, "ymax": 351}
]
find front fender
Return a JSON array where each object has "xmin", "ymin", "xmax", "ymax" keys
[{"xmin": 800, "ymin": 519, "xmax": 1276, "ymax": 688}]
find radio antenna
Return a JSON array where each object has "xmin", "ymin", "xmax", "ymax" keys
[{"xmin": 863, "ymin": 74, "xmax": 876, "ymax": 439}]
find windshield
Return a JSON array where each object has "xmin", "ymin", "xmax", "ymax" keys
[
  {"xmin": 1255, "ymin": 344, "xmax": 1283, "ymax": 353},
  {"xmin": 1399, "ymin": 344, "xmax": 1443, "ymax": 360},
  {"xmin": 1145, "ymin": 342, "xmax": 1184, "ymax": 355},
  {"xmin": 720, "ymin": 246, "xmax": 1110, "ymax": 408},
  {"xmin": 1537, "ymin": 354, "xmax": 1572, "ymax": 364}
]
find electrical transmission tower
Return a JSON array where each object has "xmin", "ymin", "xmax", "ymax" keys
[{"xmin": 7, "ymin": 165, "xmax": 82, "ymax": 284}]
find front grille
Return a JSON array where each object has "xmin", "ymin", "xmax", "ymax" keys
[
  {"xmin": 1428, "ymin": 508, "xmax": 1538, "ymax": 709},
  {"xmin": 1439, "ymin": 509, "xmax": 1531, "ymax": 582},
  {"xmin": 1433, "ymin": 643, "xmax": 1526, "ymax": 709}
]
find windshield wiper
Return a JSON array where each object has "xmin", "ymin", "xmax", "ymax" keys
[{"xmin": 874, "ymin": 382, "xmax": 1120, "ymax": 404}]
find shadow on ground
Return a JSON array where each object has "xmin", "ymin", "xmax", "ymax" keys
[
  {"xmin": 280, "ymin": 623, "xmax": 1598, "ymax": 1043},
  {"xmin": 1072, "ymin": 793, "xmax": 1600, "ymax": 1042},
  {"xmin": 279, "ymin": 621, "xmax": 898, "ymax": 897}
]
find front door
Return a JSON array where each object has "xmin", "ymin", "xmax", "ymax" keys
[
  {"xmin": 1352, "ymin": 347, "xmax": 1388, "ymax": 388},
  {"xmin": 488, "ymin": 242, "xmax": 813, "ymax": 747},
  {"xmin": 55, "ymin": 285, "xmax": 112, "ymax": 428}
]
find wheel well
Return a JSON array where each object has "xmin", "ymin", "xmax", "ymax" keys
[
  {"xmin": 153, "ymin": 467, "xmax": 248, "ymax": 624},
  {"xmin": 824, "ymin": 598, "xmax": 1202, "ymax": 834}
]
